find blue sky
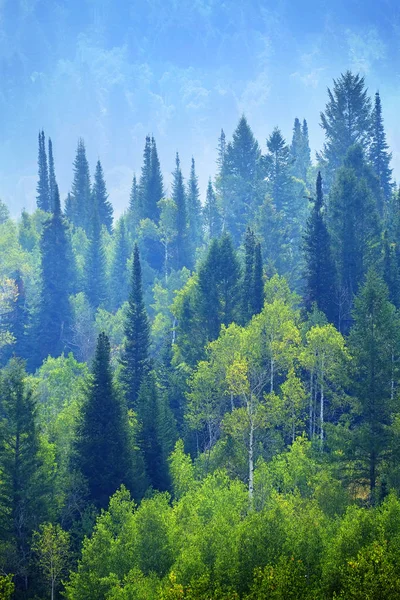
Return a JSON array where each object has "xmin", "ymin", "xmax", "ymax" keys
[{"xmin": 1, "ymin": 0, "xmax": 400, "ymax": 217}]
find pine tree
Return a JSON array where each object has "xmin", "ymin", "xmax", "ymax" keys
[
  {"xmin": 328, "ymin": 145, "xmax": 381, "ymax": 329},
  {"xmin": 64, "ymin": 193, "xmax": 74, "ymax": 222},
  {"xmin": 136, "ymin": 371, "xmax": 176, "ymax": 491},
  {"xmin": 48, "ymin": 137, "xmax": 57, "ymax": 213},
  {"xmin": 92, "ymin": 160, "xmax": 113, "ymax": 233},
  {"xmin": 204, "ymin": 177, "xmax": 221, "ymax": 239},
  {"xmin": 36, "ymin": 185, "xmax": 73, "ymax": 366},
  {"xmin": 70, "ymin": 139, "xmax": 92, "ymax": 231},
  {"xmin": 348, "ymin": 270, "xmax": 400, "ymax": 502},
  {"xmin": 187, "ymin": 157, "xmax": 203, "ymax": 251},
  {"xmin": 85, "ymin": 203, "xmax": 107, "ymax": 310},
  {"xmin": 110, "ymin": 218, "xmax": 130, "ymax": 311},
  {"xmin": 75, "ymin": 333, "xmax": 132, "ymax": 509},
  {"xmin": 369, "ymin": 91, "xmax": 392, "ymax": 204},
  {"xmin": 120, "ymin": 244, "xmax": 150, "ymax": 409},
  {"xmin": 149, "ymin": 137, "xmax": 163, "ymax": 223},
  {"xmin": 10, "ymin": 271, "xmax": 28, "ymax": 359},
  {"xmin": 382, "ymin": 229, "xmax": 400, "ymax": 306},
  {"xmin": 253, "ymin": 241, "xmax": 264, "ymax": 316},
  {"xmin": 219, "ymin": 116, "xmax": 262, "ymax": 243},
  {"xmin": 0, "ymin": 359, "xmax": 48, "ymax": 588},
  {"xmin": 138, "ymin": 136, "xmax": 152, "ymax": 221},
  {"xmin": 302, "ymin": 119, "xmax": 312, "ymax": 175},
  {"xmin": 319, "ymin": 71, "xmax": 372, "ymax": 185},
  {"xmin": 241, "ymin": 227, "xmax": 256, "ymax": 323},
  {"xmin": 126, "ymin": 174, "xmax": 140, "ymax": 241},
  {"xmin": 303, "ymin": 172, "xmax": 336, "ymax": 322},
  {"xmin": 266, "ymin": 127, "xmax": 293, "ymax": 214},
  {"xmin": 36, "ymin": 130, "xmax": 50, "ymax": 212},
  {"xmin": 290, "ymin": 118, "xmax": 303, "ymax": 179},
  {"xmin": 172, "ymin": 153, "xmax": 189, "ymax": 269}
]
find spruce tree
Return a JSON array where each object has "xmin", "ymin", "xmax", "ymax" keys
[
  {"xmin": 136, "ymin": 371, "xmax": 176, "ymax": 491},
  {"xmin": 85, "ymin": 203, "xmax": 107, "ymax": 310},
  {"xmin": 127, "ymin": 173, "xmax": 140, "ymax": 239},
  {"xmin": 290, "ymin": 118, "xmax": 303, "ymax": 179},
  {"xmin": 75, "ymin": 333, "xmax": 132, "ymax": 509},
  {"xmin": 187, "ymin": 157, "xmax": 203, "ymax": 251},
  {"xmin": 36, "ymin": 185, "xmax": 72, "ymax": 366},
  {"xmin": 369, "ymin": 91, "xmax": 392, "ymax": 204},
  {"xmin": 204, "ymin": 177, "xmax": 221, "ymax": 239},
  {"xmin": 0, "ymin": 359, "xmax": 48, "ymax": 588},
  {"xmin": 172, "ymin": 153, "xmax": 189, "ymax": 269},
  {"xmin": 319, "ymin": 71, "xmax": 372, "ymax": 185},
  {"xmin": 92, "ymin": 160, "xmax": 113, "ymax": 233},
  {"xmin": 110, "ymin": 218, "xmax": 130, "ymax": 311},
  {"xmin": 120, "ymin": 244, "xmax": 150, "ymax": 409},
  {"xmin": 301, "ymin": 119, "xmax": 312, "ymax": 176},
  {"xmin": 70, "ymin": 138, "xmax": 91, "ymax": 231},
  {"xmin": 348, "ymin": 270, "xmax": 400, "ymax": 502},
  {"xmin": 149, "ymin": 137, "xmax": 163, "ymax": 223},
  {"xmin": 36, "ymin": 130, "xmax": 50, "ymax": 212},
  {"xmin": 10, "ymin": 271, "xmax": 28, "ymax": 359},
  {"xmin": 138, "ymin": 136, "xmax": 152, "ymax": 221},
  {"xmin": 382, "ymin": 229, "xmax": 400, "ymax": 306},
  {"xmin": 303, "ymin": 172, "xmax": 336, "ymax": 322},
  {"xmin": 253, "ymin": 241, "xmax": 264, "ymax": 316},
  {"xmin": 48, "ymin": 137, "xmax": 57, "ymax": 213},
  {"xmin": 241, "ymin": 227, "xmax": 256, "ymax": 323},
  {"xmin": 266, "ymin": 127, "xmax": 293, "ymax": 214}
]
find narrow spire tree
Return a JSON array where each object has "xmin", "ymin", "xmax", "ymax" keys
[
  {"xmin": 85, "ymin": 203, "xmax": 107, "ymax": 310},
  {"xmin": 121, "ymin": 244, "xmax": 150, "ymax": 409},
  {"xmin": 75, "ymin": 333, "xmax": 132, "ymax": 509},
  {"xmin": 127, "ymin": 174, "xmax": 140, "ymax": 239},
  {"xmin": 241, "ymin": 227, "xmax": 256, "ymax": 323},
  {"xmin": 138, "ymin": 136, "xmax": 152, "ymax": 221},
  {"xmin": 369, "ymin": 91, "xmax": 393, "ymax": 204},
  {"xmin": 187, "ymin": 157, "xmax": 203, "ymax": 250},
  {"xmin": 92, "ymin": 160, "xmax": 113, "ymax": 233},
  {"xmin": 48, "ymin": 137, "xmax": 57, "ymax": 213},
  {"xmin": 149, "ymin": 137, "xmax": 163, "ymax": 223},
  {"xmin": 303, "ymin": 172, "xmax": 336, "ymax": 322},
  {"xmin": 204, "ymin": 177, "xmax": 221, "ymax": 239},
  {"xmin": 70, "ymin": 139, "xmax": 91, "ymax": 231},
  {"xmin": 253, "ymin": 241, "xmax": 264, "ymax": 316},
  {"xmin": 36, "ymin": 131, "xmax": 50, "ymax": 212},
  {"xmin": 172, "ymin": 153, "xmax": 189, "ymax": 269},
  {"xmin": 110, "ymin": 218, "xmax": 130, "ymax": 311},
  {"xmin": 36, "ymin": 185, "xmax": 72, "ymax": 366}
]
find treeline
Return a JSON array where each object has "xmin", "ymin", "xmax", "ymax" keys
[{"xmin": 0, "ymin": 71, "xmax": 400, "ymax": 598}]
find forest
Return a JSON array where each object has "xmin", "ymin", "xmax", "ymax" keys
[{"xmin": 1, "ymin": 70, "xmax": 400, "ymax": 599}]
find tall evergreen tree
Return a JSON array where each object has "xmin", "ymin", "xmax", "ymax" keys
[
  {"xmin": 126, "ymin": 174, "xmax": 140, "ymax": 241},
  {"xmin": 348, "ymin": 270, "xmax": 400, "ymax": 502},
  {"xmin": 75, "ymin": 333, "xmax": 132, "ymax": 509},
  {"xmin": 92, "ymin": 160, "xmax": 113, "ymax": 233},
  {"xmin": 187, "ymin": 157, "xmax": 203, "ymax": 251},
  {"xmin": 369, "ymin": 91, "xmax": 392, "ymax": 204},
  {"xmin": 69, "ymin": 139, "xmax": 91, "ymax": 231},
  {"xmin": 0, "ymin": 359, "xmax": 48, "ymax": 590},
  {"xmin": 110, "ymin": 218, "xmax": 130, "ymax": 311},
  {"xmin": 328, "ymin": 145, "xmax": 381, "ymax": 329},
  {"xmin": 149, "ymin": 137, "xmax": 163, "ymax": 223},
  {"xmin": 266, "ymin": 127, "xmax": 293, "ymax": 214},
  {"xmin": 136, "ymin": 371, "xmax": 176, "ymax": 491},
  {"xmin": 121, "ymin": 244, "xmax": 150, "ymax": 409},
  {"xmin": 253, "ymin": 241, "xmax": 264, "ymax": 316},
  {"xmin": 36, "ymin": 130, "xmax": 50, "ymax": 212},
  {"xmin": 241, "ymin": 227, "xmax": 256, "ymax": 323},
  {"xmin": 290, "ymin": 118, "xmax": 303, "ymax": 179},
  {"xmin": 303, "ymin": 172, "xmax": 336, "ymax": 322},
  {"xmin": 204, "ymin": 177, "xmax": 221, "ymax": 240},
  {"xmin": 48, "ymin": 137, "xmax": 57, "ymax": 213},
  {"xmin": 218, "ymin": 116, "xmax": 262, "ymax": 243},
  {"xmin": 172, "ymin": 153, "xmax": 189, "ymax": 269},
  {"xmin": 302, "ymin": 118, "xmax": 312, "ymax": 174},
  {"xmin": 138, "ymin": 136, "xmax": 152, "ymax": 222},
  {"xmin": 85, "ymin": 204, "xmax": 107, "ymax": 310},
  {"xmin": 319, "ymin": 71, "xmax": 372, "ymax": 185},
  {"xmin": 36, "ymin": 185, "xmax": 72, "ymax": 366}
]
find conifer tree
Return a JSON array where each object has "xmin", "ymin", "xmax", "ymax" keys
[
  {"xmin": 149, "ymin": 137, "xmax": 163, "ymax": 223},
  {"xmin": 9, "ymin": 271, "xmax": 28, "ymax": 359},
  {"xmin": 172, "ymin": 153, "xmax": 189, "ymax": 269},
  {"xmin": 219, "ymin": 116, "xmax": 262, "ymax": 243},
  {"xmin": 110, "ymin": 218, "xmax": 130, "ymax": 311},
  {"xmin": 253, "ymin": 241, "xmax": 264, "ymax": 316},
  {"xmin": 0, "ymin": 359, "xmax": 48, "ymax": 588},
  {"xmin": 48, "ymin": 137, "xmax": 57, "ymax": 213},
  {"xmin": 138, "ymin": 136, "xmax": 152, "ymax": 221},
  {"xmin": 127, "ymin": 174, "xmax": 140, "ymax": 239},
  {"xmin": 36, "ymin": 130, "xmax": 50, "ymax": 212},
  {"xmin": 319, "ymin": 71, "xmax": 372, "ymax": 184},
  {"xmin": 136, "ymin": 371, "xmax": 176, "ymax": 491},
  {"xmin": 85, "ymin": 203, "xmax": 107, "ymax": 310},
  {"xmin": 382, "ymin": 229, "xmax": 400, "ymax": 306},
  {"xmin": 369, "ymin": 91, "xmax": 392, "ymax": 203},
  {"xmin": 303, "ymin": 172, "xmax": 336, "ymax": 322},
  {"xmin": 290, "ymin": 118, "xmax": 303, "ymax": 179},
  {"xmin": 302, "ymin": 118, "xmax": 312, "ymax": 174},
  {"xmin": 92, "ymin": 160, "xmax": 113, "ymax": 233},
  {"xmin": 64, "ymin": 193, "xmax": 73, "ymax": 222},
  {"xmin": 121, "ymin": 244, "xmax": 150, "ymax": 409},
  {"xmin": 204, "ymin": 177, "xmax": 221, "ymax": 239},
  {"xmin": 241, "ymin": 227, "xmax": 256, "ymax": 323},
  {"xmin": 348, "ymin": 270, "xmax": 400, "ymax": 502},
  {"xmin": 266, "ymin": 127, "xmax": 293, "ymax": 214},
  {"xmin": 75, "ymin": 333, "xmax": 132, "ymax": 509},
  {"xmin": 187, "ymin": 157, "xmax": 203, "ymax": 251},
  {"xmin": 36, "ymin": 185, "xmax": 72, "ymax": 366},
  {"xmin": 70, "ymin": 139, "xmax": 91, "ymax": 231}
]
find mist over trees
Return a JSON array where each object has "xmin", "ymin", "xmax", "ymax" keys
[{"xmin": 2, "ymin": 70, "xmax": 400, "ymax": 598}]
